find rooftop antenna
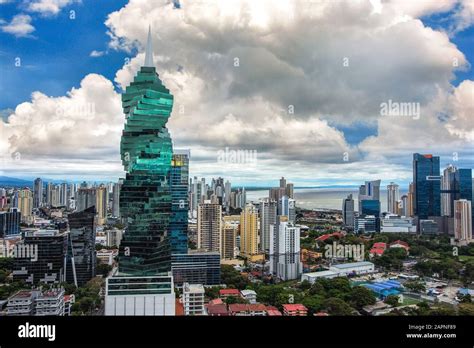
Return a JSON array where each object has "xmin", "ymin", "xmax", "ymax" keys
[{"xmin": 144, "ymin": 25, "xmax": 154, "ymax": 67}]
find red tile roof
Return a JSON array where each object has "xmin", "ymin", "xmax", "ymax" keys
[
  {"xmin": 370, "ymin": 248, "xmax": 385, "ymax": 256},
  {"xmin": 248, "ymin": 303, "xmax": 266, "ymax": 312},
  {"xmin": 207, "ymin": 304, "xmax": 229, "ymax": 315},
  {"xmin": 372, "ymin": 242, "xmax": 387, "ymax": 249},
  {"xmin": 209, "ymin": 298, "xmax": 224, "ymax": 305},
  {"xmin": 282, "ymin": 304, "xmax": 307, "ymax": 311},
  {"xmin": 219, "ymin": 288, "xmax": 240, "ymax": 296},
  {"xmin": 266, "ymin": 309, "xmax": 283, "ymax": 316},
  {"xmin": 228, "ymin": 303, "xmax": 248, "ymax": 313}
]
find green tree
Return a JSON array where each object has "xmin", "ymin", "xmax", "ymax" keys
[
  {"xmin": 322, "ymin": 297, "xmax": 354, "ymax": 315},
  {"xmin": 299, "ymin": 280, "xmax": 311, "ymax": 291},
  {"xmin": 302, "ymin": 295, "xmax": 325, "ymax": 315},
  {"xmin": 96, "ymin": 263, "xmax": 112, "ymax": 277},
  {"xmin": 404, "ymin": 281, "xmax": 426, "ymax": 293},
  {"xmin": 384, "ymin": 295, "xmax": 400, "ymax": 307},
  {"xmin": 350, "ymin": 286, "xmax": 376, "ymax": 310}
]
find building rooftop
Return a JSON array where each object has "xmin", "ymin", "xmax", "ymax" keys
[
  {"xmin": 248, "ymin": 303, "xmax": 266, "ymax": 312},
  {"xmin": 219, "ymin": 288, "xmax": 240, "ymax": 296},
  {"xmin": 184, "ymin": 283, "xmax": 205, "ymax": 293},
  {"xmin": 303, "ymin": 270, "xmax": 339, "ymax": 277},
  {"xmin": 206, "ymin": 303, "xmax": 228, "ymax": 315},
  {"xmin": 266, "ymin": 309, "xmax": 282, "ymax": 316},
  {"xmin": 240, "ymin": 289, "xmax": 256, "ymax": 296},
  {"xmin": 282, "ymin": 304, "xmax": 307, "ymax": 311},
  {"xmin": 228, "ymin": 303, "xmax": 248, "ymax": 313},
  {"xmin": 331, "ymin": 261, "xmax": 374, "ymax": 269}
]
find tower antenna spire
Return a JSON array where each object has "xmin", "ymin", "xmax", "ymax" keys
[{"xmin": 144, "ymin": 25, "xmax": 154, "ymax": 67}]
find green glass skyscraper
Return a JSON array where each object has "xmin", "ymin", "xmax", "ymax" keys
[
  {"xmin": 118, "ymin": 27, "xmax": 174, "ymax": 276},
  {"xmin": 105, "ymin": 27, "xmax": 176, "ymax": 315}
]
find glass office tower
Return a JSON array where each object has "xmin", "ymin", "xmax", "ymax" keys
[
  {"xmin": 106, "ymin": 27, "xmax": 176, "ymax": 316},
  {"xmin": 413, "ymin": 153, "xmax": 441, "ymax": 219},
  {"xmin": 170, "ymin": 150, "xmax": 190, "ymax": 254},
  {"xmin": 66, "ymin": 206, "xmax": 96, "ymax": 287},
  {"xmin": 118, "ymin": 28, "xmax": 174, "ymax": 276}
]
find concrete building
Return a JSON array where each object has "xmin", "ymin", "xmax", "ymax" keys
[
  {"xmin": 329, "ymin": 261, "xmax": 375, "ymax": 276},
  {"xmin": 282, "ymin": 304, "xmax": 307, "ymax": 316},
  {"xmin": 35, "ymin": 288, "xmax": 65, "ymax": 316},
  {"xmin": 301, "ymin": 270, "xmax": 341, "ymax": 284},
  {"xmin": 387, "ymin": 182, "xmax": 399, "ymax": 214},
  {"xmin": 106, "ymin": 228, "xmax": 123, "ymax": 247},
  {"xmin": 420, "ymin": 219, "xmax": 439, "ymax": 234},
  {"xmin": 354, "ymin": 215, "xmax": 377, "ymax": 233},
  {"xmin": 6, "ymin": 288, "xmax": 65, "ymax": 316},
  {"xmin": 222, "ymin": 217, "xmax": 238, "ymax": 260},
  {"xmin": 182, "ymin": 283, "xmax": 205, "ymax": 316},
  {"xmin": 260, "ymin": 199, "xmax": 277, "ymax": 253},
  {"xmin": 240, "ymin": 289, "xmax": 257, "ymax": 304},
  {"xmin": 342, "ymin": 194, "xmax": 355, "ymax": 228},
  {"xmin": 18, "ymin": 188, "xmax": 33, "ymax": 224},
  {"xmin": 197, "ymin": 201, "xmax": 222, "ymax": 254},
  {"xmin": 269, "ymin": 217, "xmax": 302, "ymax": 281},
  {"xmin": 105, "ymin": 273, "xmax": 175, "ymax": 316},
  {"xmin": 240, "ymin": 204, "xmax": 260, "ymax": 260},
  {"xmin": 380, "ymin": 215, "xmax": 417, "ymax": 233},
  {"xmin": 453, "ymin": 199, "xmax": 473, "ymax": 246}
]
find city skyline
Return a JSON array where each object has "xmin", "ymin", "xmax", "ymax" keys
[{"xmin": 0, "ymin": 0, "xmax": 473, "ymax": 186}]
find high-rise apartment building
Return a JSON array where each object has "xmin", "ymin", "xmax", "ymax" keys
[
  {"xmin": 197, "ymin": 201, "xmax": 222, "ymax": 253},
  {"xmin": 33, "ymin": 178, "xmax": 43, "ymax": 209},
  {"xmin": 18, "ymin": 188, "xmax": 33, "ymax": 224},
  {"xmin": 95, "ymin": 185, "xmax": 108, "ymax": 225},
  {"xmin": 342, "ymin": 194, "xmax": 354, "ymax": 228},
  {"xmin": 260, "ymin": 199, "xmax": 277, "ymax": 253},
  {"xmin": 269, "ymin": 216, "xmax": 302, "ymax": 281},
  {"xmin": 222, "ymin": 216, "xmax": 238, "ymax": 259},
  {"xmin": 240, "ymin": 204, "xmax": 259, "ymax": 259},
  {"xmin": 387, "ymin": 182, "xmax": 399, "ymax": 214},
  {"xmin": 182, "ymin": 283, "xmax": 205, "ymax": 316},
  {"xmin": 453, "ymin": 199, "xmax": 472, "ymax": 246}
]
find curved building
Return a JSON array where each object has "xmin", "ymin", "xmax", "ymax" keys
[{"xmin": 118, "ymin": 27, "xmax": 174, "ymax": 276}]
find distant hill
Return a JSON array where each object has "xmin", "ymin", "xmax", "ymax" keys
[{"xmin": 0, "ymin": 176, "xmax": 32, "ymax": 188}]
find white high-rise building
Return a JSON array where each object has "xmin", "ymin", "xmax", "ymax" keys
[
  {"xmin": 387, "ymin": 182, "xmax": 399, "ymax": 214},
  {"xmin": 453, "ymin": 199, "xmax": 473, "ymax": 246},
  {"xmin": 269, "ymin": 217, "xmax": 302, "ymax": 281},
  {"xmin": 182, "ymin": 283, "xmax": 205, "ymax": 316}
]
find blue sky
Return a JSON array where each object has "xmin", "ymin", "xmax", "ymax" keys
[
  {"xmin": 0, "ymin": 0, "xmax": 128, "ymax": 111},
  {"xmin": 0, "ymin": 1, "xmax": 472, "ymax": 187}
]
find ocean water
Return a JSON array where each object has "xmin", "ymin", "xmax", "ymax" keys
[{"xmin": 246, "ymin": 188, "xmax": 408, "ymax": 211}]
